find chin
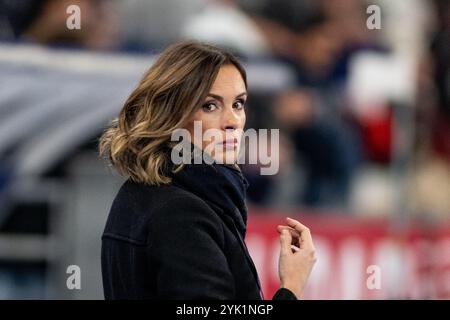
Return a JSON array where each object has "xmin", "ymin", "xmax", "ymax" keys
[{"xmin": 213, "ymin": 150, "xmax": 239, "ymax": 164}]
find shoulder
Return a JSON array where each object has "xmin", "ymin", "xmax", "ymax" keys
[
  {"xmin": 113, "ymin": 179, "xmax": 194, "ymax": 209},
  {"xmin": 149, "ymin": 186, "xmax": 222, "ymax": 227},
  {"xmin": 113, "ymin": 178, "xmax": 220, "ymax": 223},
  {"xmin": 104, "ymin": 179, "xmax": 223, "ymax": 245},
  {"xmin": 136, "ymin": 183, "xmax": 227, "ymax": 248}
]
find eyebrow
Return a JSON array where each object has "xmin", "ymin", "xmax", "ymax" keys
[{"xmin": 206, "ymin": 92, "xmax": 247, "ymax": 103}]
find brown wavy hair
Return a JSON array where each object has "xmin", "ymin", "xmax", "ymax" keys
[{"xmin": 98, "ymin": 41, "xmax": 247, "ymax": 185}]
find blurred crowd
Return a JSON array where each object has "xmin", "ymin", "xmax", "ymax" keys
[{"xmin": 0, "ymin": 0, "xmax": 449, "ymax": 219}]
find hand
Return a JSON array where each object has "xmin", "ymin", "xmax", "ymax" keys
[{"xmin": 277, "ymin": 217, "xmax": 317, "ymax": 299}]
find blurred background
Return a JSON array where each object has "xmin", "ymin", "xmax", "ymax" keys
[{"xmin": 0, "ymin": 0, "xmax": 448, "ymax": 299}]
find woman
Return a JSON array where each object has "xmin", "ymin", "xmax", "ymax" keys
[{"xmin": 99, "ymin": 41, "xmax": 316, "ymax": 300}]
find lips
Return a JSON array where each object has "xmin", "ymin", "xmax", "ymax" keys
[{"xmin": 220, "ymin": 138, "xmax": 238, "ymax": 149}]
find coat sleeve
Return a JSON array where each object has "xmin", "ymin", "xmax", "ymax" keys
[
  {"xmin": 272, "ymin": 288, "xmax": 298, "ymax": 300},
  {"xmin": 148, "ymin": 195, "xmax": 235, "ymax": 299}
]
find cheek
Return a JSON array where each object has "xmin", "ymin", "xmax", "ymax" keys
[
  {"xmin": 238, "ymin": 111, "xmax": 246, "ymax": 129},
  {"xmin": 188, "ymin": 111, "xmax": 219, "ymax": 136},
  {"xmin": 188, "ymin": 110, "xmax": 206, "ymax": 129},
  {"xmin": 197, "ymin": 114, "xmax": 219, "ymax": 132}
]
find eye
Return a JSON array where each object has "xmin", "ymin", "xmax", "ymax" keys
[
  {"xmin": 202, "ymin": 101, "xmax": 218, "ymax": 112},
  {"xmin": 233, "ymin": 99, "xmax": 246, "ymax": 110}
]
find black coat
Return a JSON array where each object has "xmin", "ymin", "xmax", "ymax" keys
[{"xmin": 101, "ymin": 151, "xmax": 296, "ymax": 300}]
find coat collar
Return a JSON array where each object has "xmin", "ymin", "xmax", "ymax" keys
[
  {"xmin": 167, "ymin": 144, "xmax": 263, "ymax": 298},
  {"xmin": 168, "ymin": 144, "xmax": 249, "ymax": 238}
]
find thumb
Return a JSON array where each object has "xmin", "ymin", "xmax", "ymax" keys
[{"xmin": 280, "ymin": 229, "xmax": 292, "ymax": 256}]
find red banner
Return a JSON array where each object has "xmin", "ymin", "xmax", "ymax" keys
[{"xmin": 246, "ymin": 209, "xmax": 450, "ymax": 299}]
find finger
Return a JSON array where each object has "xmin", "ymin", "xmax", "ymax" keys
[
  {"xmin": 277, "ymin": 225, "xmax": 300, "ymax": 237},
  {"xmin": 286, "ymin": 217, "xmax": 308, "ymax": 232},
  {"xmin": 279, "ymin": 229, "xmax": 293, "ymax": 256},
  {"xmin": 286, "ymin": 217, "xmax": 314, "ymax": 249},
  {"xmin": 278, "ymin": 225, "xmax": 301, "ymax": 248},
  {"xmin": 277, "ymin": 225, "xmax": 301, "ymax": 245}
]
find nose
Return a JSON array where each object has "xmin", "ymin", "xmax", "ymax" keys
[{"xmin": 221, "ymin": 106, "xmax": 241, "ymax": 131}]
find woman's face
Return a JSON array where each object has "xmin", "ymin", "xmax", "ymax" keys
[{"xmin": 186, "ymin": 64, "xmax": 247, "ymax": 164}]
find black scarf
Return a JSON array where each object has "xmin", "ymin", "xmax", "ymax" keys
[{"xmin": 167, "ymin": 144, "xmax": 250, "ymax": 238}]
